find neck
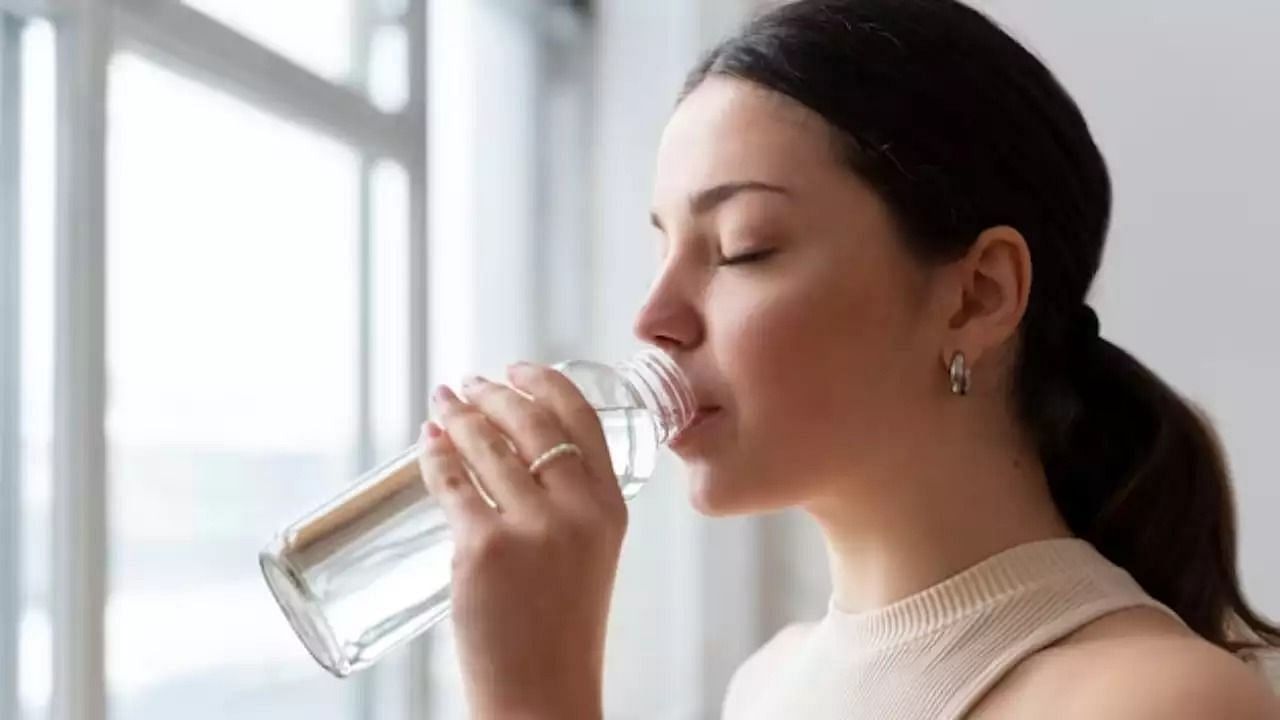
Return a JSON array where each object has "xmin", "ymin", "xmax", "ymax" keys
[{"xmin": 805, "ymin": 401, "xmax": 1073, "ymax": 614}]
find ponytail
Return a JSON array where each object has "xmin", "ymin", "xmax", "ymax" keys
[{"xmin": 1038, "ymin": 318, "xmax": 1279, "ymax": 651}]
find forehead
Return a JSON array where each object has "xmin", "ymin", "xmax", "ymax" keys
[{"xmin": 653, "ymin": 77, "xmax": 842, "ymax": 204}]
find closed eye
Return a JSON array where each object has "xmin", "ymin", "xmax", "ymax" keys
[{"xmin": 718, "ymin": 248, "xmax": 776, "ymax": 267}]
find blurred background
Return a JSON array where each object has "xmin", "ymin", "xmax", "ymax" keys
[{"xmin": 0, "ymin": 0, "xmax": 1276, "ymax": 718}]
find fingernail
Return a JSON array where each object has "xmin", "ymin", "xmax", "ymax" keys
[
  {"xmin": 426, "ymin": 421, "xmax": 443, "ymax": 439},
  {"xmin": 507, "ymin": 361, "xmax": 534, "ymax": 377},
  {"xmin": 433, "ymin": 384, "xmax": 458, "ymax": 405}
]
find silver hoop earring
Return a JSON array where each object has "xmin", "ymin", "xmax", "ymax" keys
[{"xmin": 949, "ymin": 351, "xmax": 971, "ymax": 396}]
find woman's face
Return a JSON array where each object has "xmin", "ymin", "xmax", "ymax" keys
[{"xmin": 636, "ymin": 77, "xmax": 948, "ymax": 516}]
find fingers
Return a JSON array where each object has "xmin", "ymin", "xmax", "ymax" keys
[
  {"xmin": 505, "ymin": 363, "xmax": 615, "ymax": 484},
  {"xmin": 458, "ymin": 375, "xmax": 589, "ymax": 492},
  {"xmin": 417, "ymin": 421, "xmax": 496, "ymax": 528},
  {"xmin": 432, "ymin": 384, "xmax": 544, "ymax": 515}
]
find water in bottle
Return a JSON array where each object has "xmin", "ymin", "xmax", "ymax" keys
[{"xmin": 259, "ymin": 349, "xmax": 694, "ymax": 677}]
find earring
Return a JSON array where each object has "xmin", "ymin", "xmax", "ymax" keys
[{"xmin": 949, "ymin": 351, "xmax": 970, "ymax": 396}]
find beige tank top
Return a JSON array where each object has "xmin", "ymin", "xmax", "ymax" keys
[{"xmin": 723, "ymin": 538, "xmax": 1183, "ymax": 719}]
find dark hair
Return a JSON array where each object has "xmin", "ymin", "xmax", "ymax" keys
[{"xmin": 683, "ymin": 0, "xmax": 1278, "ymax": 652}]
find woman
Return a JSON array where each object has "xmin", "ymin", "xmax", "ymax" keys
[{"xmin": 418, "ymin": 0, "xmax": 1280, "ymax": 717}]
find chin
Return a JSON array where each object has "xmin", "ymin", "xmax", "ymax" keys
[
  {"xmin": 688, "ymin": 486, "xmax": 735, "ymax": 517},
  {"xmin": 682, "ymin": 464, "xmax": 771, "ymax": 517}
]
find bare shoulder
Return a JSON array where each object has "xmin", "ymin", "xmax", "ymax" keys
[
  {"xmin": 973, "ymin": 608, "xmax": 1280, "ymax": 719},
  {"xmin": 1064, "ymin": 632, "xmax": 1280, "ymax": 719},
  {"xmin": 721, "ymin": 621, "xmax": 817, "ymax": 720}
]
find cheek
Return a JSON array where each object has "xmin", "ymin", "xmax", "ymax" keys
[
  {"xmin": 750, "ymin": 267, "xmax": 888, "ymax": 382},
  {"xmin": 711, "ymin": 267, "xmax": 916, "ymax": 481},
  {"xmin": 684, "ymin": 289, "xmax": 863, "ymax": 515},
  {"xmin": 716, "ymin": 282, "xmax": 866, "ymax": 456}
]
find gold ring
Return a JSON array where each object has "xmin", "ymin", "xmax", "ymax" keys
[{"xmin": 528, "ymin": 442, "xmax": 583, "ymax": 475}]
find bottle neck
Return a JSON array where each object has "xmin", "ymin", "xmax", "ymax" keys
[{"xmin": 616, "ymin": 349, "xmax": 696, "ymax": 444}]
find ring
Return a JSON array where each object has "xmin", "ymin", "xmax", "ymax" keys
[{"xmin": 527, "ymin": 442, "xmax": 583, "ymax": 475}]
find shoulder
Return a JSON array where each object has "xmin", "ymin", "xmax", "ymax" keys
[
  {"xmin": 974, "ymin": 608, "xmax": 1280, "ymax": 719},
  {"xmin": 721, "ymin": 622, "xmax": 816, "ymax": 720},
  {"xmin": 1058, "ymin": 633, "xmax": 1280, "ymax": 718}
]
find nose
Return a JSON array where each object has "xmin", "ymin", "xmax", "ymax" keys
[{"xmin": 632, "ymin": 262, "xmax": 703, "ymax": 354}]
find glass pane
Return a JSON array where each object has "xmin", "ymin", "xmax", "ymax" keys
[
  {"xmin": 18, "ymin": 19, "xmax": 55, "ymax": 720},
  {"xmin": 370, "ymin": 159, "xmax": 411, "ymax": 461},
  {"xmin": 182, "ymin": 0, "xmax": 355, "ymax": 82},
  {"xmin": 106, "ymin": 54, "xmax": 362, "ymax": 720},
  {"xmin": 367, "ymin": 25, "xmax": 408, "ymax": 113},
  {"xmin": 375, "ymin": 0, "xmax": 409, "ymax": 20},
  {"xmin": 359, "ymin": 157, "xmax": 415, "ymax": 718}
]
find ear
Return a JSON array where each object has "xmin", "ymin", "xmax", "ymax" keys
[{"xmin": 937, "ymin": 225, "xmax": 1032, "ymax": 373}]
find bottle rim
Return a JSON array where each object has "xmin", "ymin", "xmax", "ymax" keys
[{"xmin": 623, "ymin": 348, "xmax": 697, "ymax": 442}]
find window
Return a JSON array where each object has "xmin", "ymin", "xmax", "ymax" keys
[
  {"xmin": 105, "ymin": 54, "xmax": 364, "ymax": 719},
  {"xmin": 19, "ymin": 20, "xmax": 55, "ymax": 720},
  {"xmin": 1, "ymin": 0, "xmax": 590, "ymax": 718},
  {"xmin": 2, "ymin": 14, "xmax": 56, "ymax": 720},
  {"xmin": 0, "ymin": 0, "xmax": 428, "ymax": 717}
]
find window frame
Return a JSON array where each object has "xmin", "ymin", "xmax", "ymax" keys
[
  {"xmin": 1, "ymin": 9, "xmax": 27, "ymax": 720},
  {"xmin": 0, "ymin": 0, "xmax": 430, "ymax": 718}
]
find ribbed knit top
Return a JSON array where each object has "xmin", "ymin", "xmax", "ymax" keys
[{"xmin": 723, "ymin": 538, "xmax": 1182, "ymax": 719}]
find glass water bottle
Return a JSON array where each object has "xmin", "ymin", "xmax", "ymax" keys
[{"xmin": 259, "ymin": 348, "xmax": 695, "ymax": 678}]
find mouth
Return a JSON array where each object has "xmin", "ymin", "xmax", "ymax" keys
[{"xmin": 670, "ymin": 406, "xmax": 722, "ymax": 449}]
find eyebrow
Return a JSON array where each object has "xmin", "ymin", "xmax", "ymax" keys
[{"xmin": 649, "ymin": 180, "xmax": 791, "ymax": 231}]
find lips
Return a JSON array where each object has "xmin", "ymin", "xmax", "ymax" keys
[{"xmin": 670, "ymin": 406, "xmax": 721, "ymax": 448}]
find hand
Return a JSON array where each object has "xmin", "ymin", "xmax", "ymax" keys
[{"xmin": 418, "ymin": 362, "xmax": 625, "ymax": 720}]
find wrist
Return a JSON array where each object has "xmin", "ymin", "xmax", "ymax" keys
[
  {"xmin": 465, "ymin": 652, "xmax": 605, "ymax": 720},
  {"xmin": 470, "ymin": 686, "xmax": 602, "ymax": 720},
  {"xmin": 503, "ymin": 709, "xmax": 600, "ymax": 720},
  {"xmin": 473, "ymin": 702, "xmax": 601, "ymax": 720}
]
